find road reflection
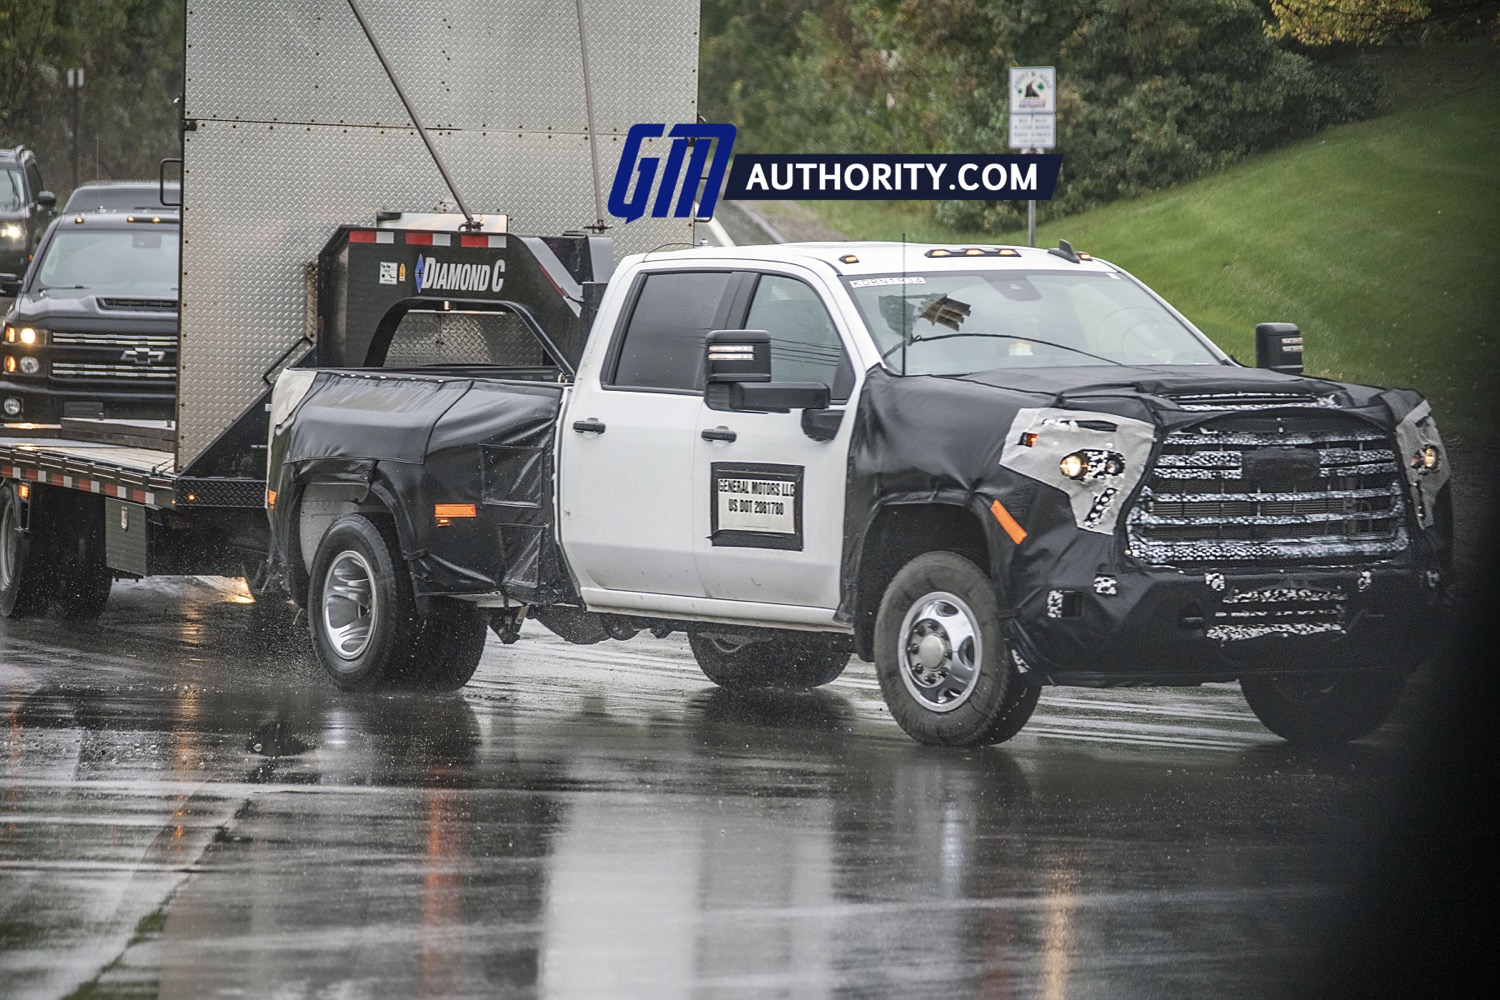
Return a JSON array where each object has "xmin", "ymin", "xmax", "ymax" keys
[{"xmin": 0, "ymin": 583, "xmax": 1408, "ymax": 998}]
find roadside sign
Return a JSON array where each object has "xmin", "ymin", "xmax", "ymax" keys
[
  {"xmin": 1008, "ymin": 66, "xmax": 1056, "ymax": 151},
  {"xmin": 1008, "ymin": 113, "xmax": 1056, "ymax": 151},
  {"xmin": 1009, "ymin": 66, "xmax": 1056, "ymax": 114}
]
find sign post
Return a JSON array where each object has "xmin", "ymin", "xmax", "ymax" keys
[
  {"xmin": 66, "ymin": 68, "xmax": 85, "ymax": 190},
  {"xmin": 1008, "ymin": 66, "xmax": 1056, "ymax": 247}
]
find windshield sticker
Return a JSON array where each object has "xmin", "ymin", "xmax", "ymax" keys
[{"xmin": 849, "ymin": 276, "xmax": 927, "ymax": 288}]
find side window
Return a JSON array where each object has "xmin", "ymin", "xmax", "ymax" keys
[
  {"xmin": 610, "ymin": 271, "xmax": 734, "ymax": 391},
  {"xmin": 744, "ymin": 274, "xmax": 854, "ymax": 402}
]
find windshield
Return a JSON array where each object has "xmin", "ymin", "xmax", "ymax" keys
[
  {"xmin": 63, "ymin": 184, "xmax": 178, "ymax": 213},
  {"xmin": 1, "ymin": 169, "xmax": 24, "ymax": 212},
  {"xmin": 842, "ymin": 269, "xmax": 1221, "ymax": 375},
  {"xmin": 34, "ymin": 228, "xmax": 180, "ymax": 295}
]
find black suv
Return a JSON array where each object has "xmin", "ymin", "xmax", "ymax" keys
[
  {"xmin": 1, "ymin": 146, "xmax": 56, "ymax": 291},
  {"xmin": 1, "ymin": 211, "xmax": 178, "ymax": 423}
]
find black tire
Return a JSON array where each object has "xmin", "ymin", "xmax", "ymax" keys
[
  {"xmin": 407, "ymin": 597, "xmax": 488, "ymax": 692},
  {"xmin": 1240, "ymin": 671, "xmax": 1406, "ymax": 745},
  {"xmin": 688, "ymin": 632, "xmax": 850, "ymax": 689},
  {"xmin": 49, "ymin": 494, "xmax": 111, "ymax": 621},
  {"xmin": 0, "ymin": 481, "xmax": 53, "ymax": 618},
  {"xmin": 873, "ymin": 551, "xmax": 1029, "ymax": 747},
  {"xmin": 307, "ymin": 514, "xmax": 422, "ymax": 692}
]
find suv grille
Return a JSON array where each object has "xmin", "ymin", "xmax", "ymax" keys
[{"xmin": 1127, "ymin": 421, "xmax": 1407, "ymax": 564}]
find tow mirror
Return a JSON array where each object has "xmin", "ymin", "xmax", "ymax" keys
[
  {"xmin": 1255, "ymin": 322, "xmax": 1304, "ymax": 376},
  {"xmin": 705, "ymin": 329, "xmax": 772, "ymax": 384},
  {"xmin": 704, "ymin": 329, "xmax": 830, "ymax": 413}
]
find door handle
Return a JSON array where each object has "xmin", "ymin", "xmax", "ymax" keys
[
  {"xmin": 701, "ymin": 426, "xmax": 737, "ymax": 443},
  {"xmin": 571, "ymin": 418, "xmax": 606, "ymax": 434}
]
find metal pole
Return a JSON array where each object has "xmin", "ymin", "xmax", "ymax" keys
[
  {"xmin": 575, "ymin": 0, "xmax": 607, "ymax": 231},
  {"xmin": 71, "ymin": 84, "xmax": 80, "ymax": 190},
  {"xmin": 345, "ymin": 0, "xmax": 478, "ymax": 230}
]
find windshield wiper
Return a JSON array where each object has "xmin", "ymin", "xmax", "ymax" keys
[{"xmin": 881, "ymin": 331, "xmax": 1124, "ymax": 366}]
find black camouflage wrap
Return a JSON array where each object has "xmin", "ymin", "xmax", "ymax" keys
[
  {"xmin": 841, "ymin": 364, "xmax": 1451, "ymax": 684},
  {"xmin": 266, "ymin": 370, "xmax": 575, "ymax": 606}
]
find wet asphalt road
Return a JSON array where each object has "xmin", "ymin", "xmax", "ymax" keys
[{"xmin": 0, "ymin": 577, "xmax": 1446, "ymax": 999}]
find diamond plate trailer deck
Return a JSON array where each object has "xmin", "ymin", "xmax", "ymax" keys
[{"xmin": 0, "ymin": 0, "xmax": 701, "ymax": 619}]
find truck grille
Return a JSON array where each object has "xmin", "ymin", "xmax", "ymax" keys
[
  {"xmin": 51, "ymin": 362, "xmax": 176, "ymax": 380},
  {"xmin": 1206, "ymin": 586, "xmax": 1348, "ymax": 641},
  {"xmin": 1126, "ymin": 421, "xmax": 1408, "ymax": 564},
  {"xmin": 97, "ymin": 297, "xmax": 178, "ymax": 312},
  {"xmin": 1166, "ymin": 391, "xmax": 1337, "ymax": 412},
  {"xmin": 49, "ymin": 332, "xmax": 176, "ymax": 348}
]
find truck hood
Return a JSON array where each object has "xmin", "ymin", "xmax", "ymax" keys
[
  {"xmin": 955, "ymin": 363, "xmax": 1386, "ymax": 408},
  {"xmin": 5, "ymin": 289, "xmax": 179, "ymax": 331}
]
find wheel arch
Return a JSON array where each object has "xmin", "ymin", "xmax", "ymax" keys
[
  {"xmin": 291, "ymin": 477, "xmax": 415, "ymax": 601},
  {"xmin": 850, "ymin": 498, "xmax": 1005, "ymax": 661}
]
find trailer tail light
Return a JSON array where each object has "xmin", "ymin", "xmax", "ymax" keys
[{"xmin": 434, "ymin": 503, "xmax": 477, "ymax": 526}]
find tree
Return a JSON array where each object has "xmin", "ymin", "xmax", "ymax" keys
[
  {"xmin": 0, "ymin": 0, "xmax": 184, "ymax": 196},
  {"xmin": 1268, "ymin": 1, "xmax": 1500, "ymax": 45}
]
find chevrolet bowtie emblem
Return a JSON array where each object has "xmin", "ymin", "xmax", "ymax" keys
[{"xmin": 121, "ymin": 345, "xmax": 166, "ymax": 366}]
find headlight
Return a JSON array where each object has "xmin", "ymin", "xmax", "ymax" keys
[
  {"xmin": 1411, "ymin": 445, "xmax": 1440, "ymax": 472},
  {"xmin": 0, "ymin": 223, "xmax": 22, "ymax": 241},
  {"xmin": 1060, "ymin": 449, "xmax": 1126, "ymax": 480}
]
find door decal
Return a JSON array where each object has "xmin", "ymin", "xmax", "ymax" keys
[{"xmin": 710, "ymin": 462, "xmax": 804, "ymax": 550}]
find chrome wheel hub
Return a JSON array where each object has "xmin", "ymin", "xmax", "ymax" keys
[
  {"xmin": 897, "ymin": 591, "xmax": 982, "ymax": 713},
  {"xmin": 322, "ymin": 551, "xmax": 377, "ymax": 665}
]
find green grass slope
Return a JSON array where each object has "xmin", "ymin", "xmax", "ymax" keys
[{"xmin": 809, "ymin": 70, "xmax": 1500, "ymax": 443}]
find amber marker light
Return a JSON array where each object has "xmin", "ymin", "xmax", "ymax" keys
[
  {"xmin": 434, "ymin": 503, "xmax": 477, "ymax": 526},
  {"xmin": 990, "ymin": 499, "xmax": 1027, "ymax": 545},
  {"xmin": 1412, "ymin": 446, "xmax": 1440, "ymax": 471}
]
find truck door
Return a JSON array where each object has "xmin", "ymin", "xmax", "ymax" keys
[
  {"xmin": 692, "ymin": 272, "xmax": 856, "ymax": 612},
  {"xmin": 557, "ymin": 270, "xmax": 739, "ymax": 607}
]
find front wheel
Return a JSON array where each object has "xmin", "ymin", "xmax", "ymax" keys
[
  {"xmin": 873, "ymin": 552, "xmax": 1035, "ymax": 747},
  {"xmin": 688, "ymin": 632, "xmax": 850, "ymax": 689},
  {"xmin": 1240, "ymin": 671, "xmax": 1406, "ymax": 745}
]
